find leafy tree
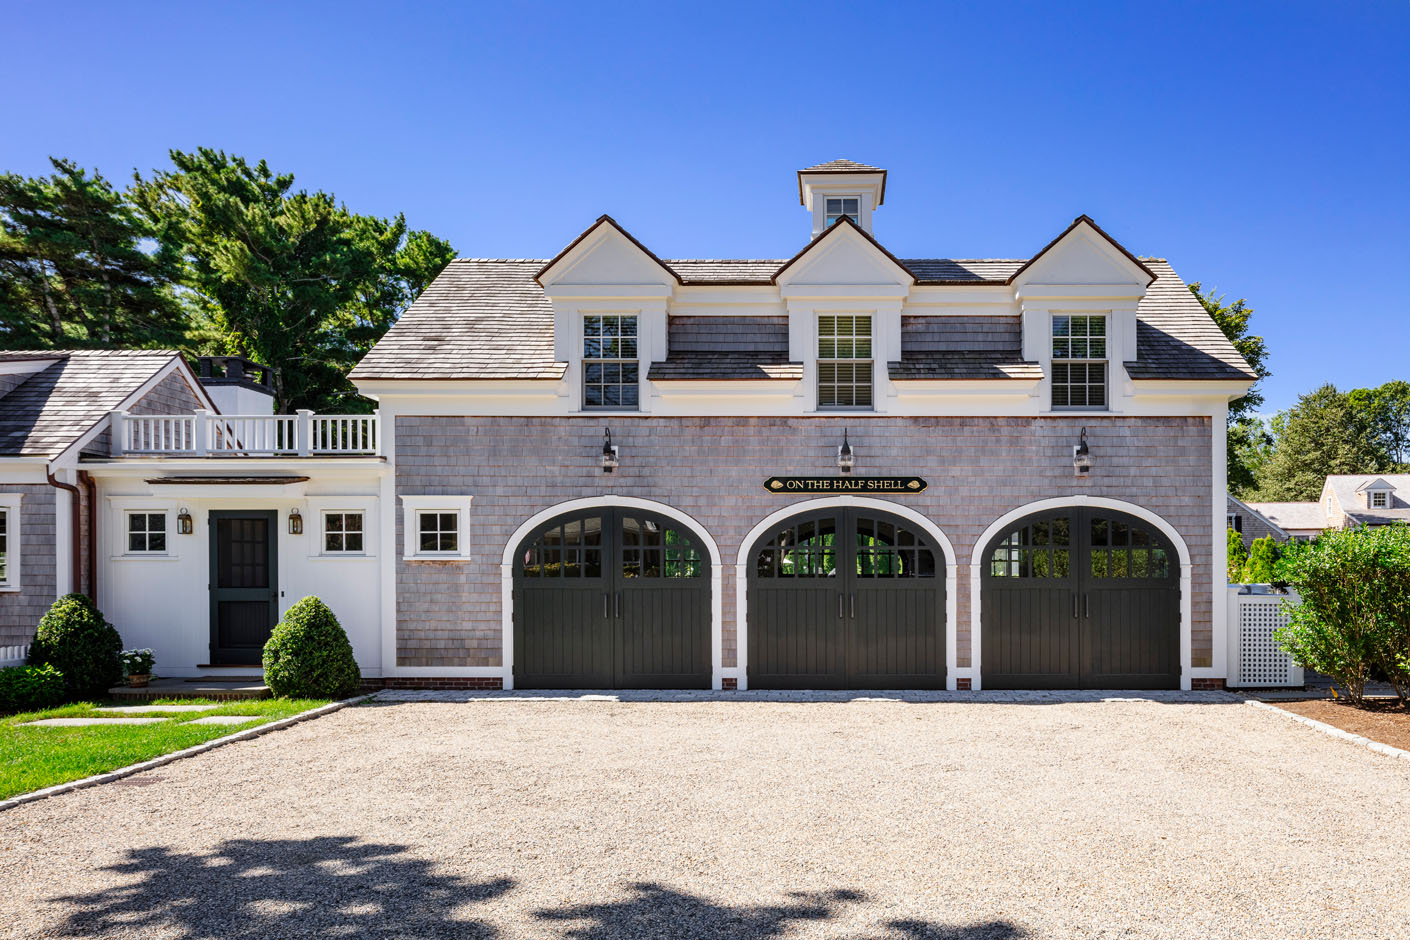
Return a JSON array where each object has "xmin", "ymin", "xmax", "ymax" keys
[
  {"xmin": 1347, "ymin": 380, "xmax": 1410, "ymax": 470},
  {"xmin": 0, "ymin": 158, "xmax": 187, "ymax": 349},
  {"xmin": 132, "ymin": 148, "xmax": 452, "ymax": 412},
  {"xmin": 1227, "ymin": 527, "xmax": 1248, "ymax": 582},
  {"xmin": 1240, "ymin": 535, "xmax": 1279, "ymax": 584},
  {"xmin": 1190, "ymin": 283, "xmax": 1271, "ymax": 493},
  {"xmin": 1227, "ymin": 416, "xmax": 1273, "ymax": 498},
  {"xmin": 1253, "ymin": 384, "xmax": 1387, "ymax": 501}
]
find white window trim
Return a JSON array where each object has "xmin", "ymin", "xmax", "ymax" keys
[
  {"xmin": 105, "ymin": 498, "xmax": 181, "ymax": 562},
  {"xmin": 321, "ymin": 509, "xmax": 369, "ymax": 556},
  {"xmin": 400, "ymin": 495, "xmax": 473, "ymax": 562},
  {"xmin": 124, "ymin": 509, "xmax": 171, "ymax": 557},
  {"xmin": 824, "ymin": 194, "xmax": 861, "ymax": 227},
  {"xmin": 1370, "ymin": 491, "xmax": 1389, "ymax": 509},
  {"xmin": 581, "ymin": 312, "xmax": 642, "ymax": 413},
  {"xmin": 816, "ymin": 312, "xmax": 875, "ymax": 411},
  {"xmin": 1049, "ymin": 312, "xmax": 1110, "ymax": 411},
  {"xmin": 302, "ymin": 496, "xmax": 378, "ymax": 561},
  {"xmin": 0, "ymin": 494, "xmax": 21, "ymax": 592},
  {"xmin": 1226, "ymin": 513, "xmax": 1239, "ymax": 531}
]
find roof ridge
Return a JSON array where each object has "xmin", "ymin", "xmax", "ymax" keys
[{"xmin": 454, "ymin": 258, "xmax": 548, "ymax": 263}]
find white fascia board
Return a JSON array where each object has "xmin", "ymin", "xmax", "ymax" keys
[
  {"xmin": 648, "ymin": 383, "xmax": 803, "ymax": 415},
  {"xmin": 0, "ymin": 459, "xmax": 50, "ymax": 484},
  {"xmin": 1129, "ymin": 379, "xmax": 1256, "ymax": 401},
  {"xmin": 134, "ymin": 481, "xmax": 311, "ymax": 499},
  {"xmin": 353, "ymin": 380, "xmax": 566, "ymax": 398},
  {"xmin": 779, "ymin": 284, "xmax": 911, "ymax": 300},
  {"xmin": 904, "ymin": 286, "xmax": 1017, "ymax": 307},
  {"xmin": 1013, "ymin": 283, "xmax": 1147, "ymax": 301},
  {"xmin": 82, "ymin": 458, "xmax": 388, "ymax": 479},
  {"xmin": 672, "ymin": 285, "xmax": 782, "ymax": 307},
  {"xmin": 541, "ymin": 283, "xmax": 674, "ymax": 301}
]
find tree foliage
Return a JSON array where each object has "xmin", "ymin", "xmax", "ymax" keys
[
  {"xmin": 1240, "ymin": 535, "xmax": 1280, "ymax": 584},
  {"xmin": 1190, "ymin": 283, "xmax": 1272, "ymax": 495},
  {"xmin": 1227, "ymin": 527, "xmax": 1248, "ymax": 582},
  {"xmin": 1346, "ymin": 380, "xmax": 1410, "ymax": 470},
  {"xmin": 1275, "ymin": 525, "xmax": 1410, "ymax": 705},
  {"xmin": 1253, "ymin": 384, "xmax": 1388, "ymax": 501},
  {"xmin": 0, "ymin": 158, "xmax": 187, "ymax": 349}
]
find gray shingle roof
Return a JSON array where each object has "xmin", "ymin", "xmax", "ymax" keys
[
  {"xmin": 888, "ymin": 355, "xmax": 1043, "ymax": 381},
  {"xmin": 351, "ymin": 256, "xmax": 1255, "ymax": 383},
  {"xmin": 1244, "ymin": 502, "xmax": 1330, "ymax": 531},
  {"xmin": 0, "ymin": 350, "xmax": 181, "ymax": 457},
  {"xmin": 647, "ymin": 356, "xmax": 803, "ymax": 381},
  {"xmin": 800, "ymin": 159, "xmax": 885, "ymax": 172}
]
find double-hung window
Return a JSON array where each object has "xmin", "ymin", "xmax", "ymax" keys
[
  {"xmin": 0, "ymin": 506, "xmax": 10, "ymax": 587},
  {"xmin": 817, "ymin": 314, "xmax": 873, "ymax": 409},
  {"xmin": 825, "ymin": 196, "xmax": 860, "ymax": 227},
  {"xmin": 1051, "ymin": 315, "xmax": 1108, "ymax": 409},
  {"xmin": 324, "ymin": 512, "xmax": 365, "ymax": 554},
  {"xmin": 583, "ymin": 314, "xmax": 639, "ymax": 410},
  {"xmin": 127, "ymin": 512, "xmax": 167, "ymax": 554}
]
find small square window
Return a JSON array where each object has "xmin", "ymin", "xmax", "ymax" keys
[
  {"xmin": 324, "ymin": 512, "xmax": 365, "ymax": 554},
  {"xmin": 127, "ymin": 512, "xmax": 167, "ymax": 554},
  {"xmin": 825, "ymin": 196, "xmax": 860, "ymax": 227},
  {"xmin": 418, "ymin": 511, "xmax": 459, "ymax": 554},
  {"xmin": 1371, "ymin": 491, "xmax": 1389, "ymax": 509}
]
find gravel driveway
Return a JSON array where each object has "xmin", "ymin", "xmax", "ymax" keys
[{"xmin": 1, "ymin": 691, "xmax": 1407, "ymax": 939}]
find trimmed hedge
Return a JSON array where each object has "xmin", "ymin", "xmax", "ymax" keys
[
  {"xmin": 262, "ymin": 596, "xmax": 361, "ymax": 699},
  {"xmin": 0, "ymin": 663, "xmax": 66, "ymax": 713},
  {"xmin": 27, "ymin": 594, "xmax": 123, "ymax": 697}
]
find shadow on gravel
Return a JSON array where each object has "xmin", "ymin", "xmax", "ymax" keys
[{"xmin": 46, "ymin": 836, "xmax": 1026, "ymax": 939}]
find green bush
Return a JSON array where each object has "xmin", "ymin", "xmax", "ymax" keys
[
  {"xmin": 262, "ymin": 596, "xmax": 361, "ymax": 699},
  {"xmin": 27, "ymin": 594, "xmax": 123, "ymax": 697},
  {"xmin": 1241, "ymin": 535, "xmax": 1280, "ymax": 583},
  {"xmin": 0, "ymin": 663, "xmax": 66, "ymax": 712},
  {"xmin": 1227, "ymin": 528, "xmax": 1248, "ymax": 582},
  {"xmin": 1275, "ymin": 525, "xmax": 1410, "ymax": 705}
]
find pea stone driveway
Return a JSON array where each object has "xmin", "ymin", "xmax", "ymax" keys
[{"xmin": 2, "ymin": 691, "xmax": 1407, "ymax": 940}]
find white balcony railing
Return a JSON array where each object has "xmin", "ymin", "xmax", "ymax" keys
[{"xmin": 112, "ymin": 409, "xmax": 380, "ymax": 457}]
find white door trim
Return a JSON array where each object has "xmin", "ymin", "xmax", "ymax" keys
[
  {"xmin": 499, "ymin": 495, "xmax": 724, "ymax": 690},
  {"xmin": 734, "ymin": 496, "xmax": 959, "ymax": 690},
  {"xmin": 969, "ymin": 496, "xmax": 1194, "ymax": 691}
]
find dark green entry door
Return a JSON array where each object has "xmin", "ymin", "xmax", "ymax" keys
[
  {"xmin": 980, "ymin": 507, "xmax": 1180, "ymax": 690},
  {"xmin": 209, "ymin": 510, "xmax": 279, "ymax": 666},
  {"xmin": 512, "ymin": 508, "xmax": 710, "ymax": 689},
  {"xmin": 747, "ymin": 508, "xmax": 945, "ymax": 689}
]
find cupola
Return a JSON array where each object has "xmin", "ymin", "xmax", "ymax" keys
[{"xmin": 797, "ymin": 159, "xmax": 887, "ymax": 238}]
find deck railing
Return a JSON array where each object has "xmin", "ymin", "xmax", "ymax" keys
[{"xmin": 112, "ymin": 410, "xmax": 380, "ymax": 457}]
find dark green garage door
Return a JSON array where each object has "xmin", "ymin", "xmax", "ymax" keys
[
  {"xmin": 747, "ymin": 508, "xmax": 945, "ymax": 689},
  {"xmin": 512, "ymin": 508, "xmax": 710, "ymax": 689},
  {"xmin": 981, "ymin": 507, "xmax": 1180, "ymax": 690}
]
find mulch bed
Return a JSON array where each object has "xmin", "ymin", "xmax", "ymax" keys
[{"xmin": 1274, "ymin": 698, "xmax": 1410, "ymax": 752}]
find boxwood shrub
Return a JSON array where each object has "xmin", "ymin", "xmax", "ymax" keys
[
  {"xmin": 27, "ymin": 594, "xmax": 124, "ymax": 697},
  {"xmin": 262, "ymin": 596, "xmax": 361, "ymax": 699},
  {"xmin": 0, "ymin": 663, "xmax": 66, "ymax": 713}
]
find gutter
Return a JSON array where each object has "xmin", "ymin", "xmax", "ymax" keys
[
  {"xmin": 45, "ymin": 466, "xmax": 87, "ymax": 601},
  {"xmin": 80, "ymin": 470, "xmax": 96, "ymax": 605}
]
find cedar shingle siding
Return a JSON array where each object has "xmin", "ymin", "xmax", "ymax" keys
[
  {"xmin": 667, "ymin": 316, "xmax": 789, "ymax": 356},
  {"xmin": 393, "ymin": 415, "xmax": 1214, "ymax": 671},
  {"xmin": 0, "ymin": 485, "xmax": 57, "ymax": 647}
]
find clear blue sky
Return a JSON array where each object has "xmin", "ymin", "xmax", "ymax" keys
[{"xmin": 6, "ymin": 0, "xmax": 1407, "ymax": 413}]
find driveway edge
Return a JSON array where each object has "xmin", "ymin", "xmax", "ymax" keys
[
  {"xmin": 0, "ymin": 693, "xmax": 378, "ymax": 812},
  {"xmin": 1243, "ymin": 698, "xmax": 1410, "ymax": 763}
]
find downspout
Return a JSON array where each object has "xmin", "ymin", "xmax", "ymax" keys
[
  {"xmin": 80, "ymin": 471, "xmax": 97, "ymax": 605},
  {"xmin": 45, "ymin": 466, "xmax": 86, "ymax": 600}
]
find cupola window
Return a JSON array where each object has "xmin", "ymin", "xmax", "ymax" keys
[{"xmin": 824, "ymin": 196, "xmax": 860, "ymax": 228}]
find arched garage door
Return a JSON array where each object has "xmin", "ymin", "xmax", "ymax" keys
[
  {"xmin": 747, "ymin": 507, "xmax": 946, "ymax": 689},
  {"xmin": 981, "ymin": 507, "xmax": 1180, "ymax": 689},
  {"xmin": 513, "ymin": 508, "xmax": 710, "ymax": 689}
]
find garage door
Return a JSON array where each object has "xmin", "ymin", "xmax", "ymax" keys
[
  {"xmin": 747, "ymin": 508, "xmax": 945, "ymax": 689},
  {"xmin": 513, "ymin": 508, "xmax": 710, "ymax": 689},
  {"xmin": 981, "ymin": 507, "xmax": 1180, "ymax": 689}
]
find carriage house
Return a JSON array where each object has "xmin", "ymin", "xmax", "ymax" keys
[{"xmin": 0, "ymin": 160, "xmax": 1256, "ymax": 691}]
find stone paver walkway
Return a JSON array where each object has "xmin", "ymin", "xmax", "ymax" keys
[
  {"xmin": 183, "ymin": 715, "xmax": 259, "ymax": 726},
  {"xmin": 97, "ymin": 704, "xmax": 216, "ymax": 714}
]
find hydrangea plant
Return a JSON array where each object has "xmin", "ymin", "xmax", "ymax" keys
[{"xmin": 120, "ymin": 648, "xmax": 156, "ymax": 676}]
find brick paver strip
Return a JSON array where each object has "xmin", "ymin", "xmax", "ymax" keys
[{"xmin": 0, "ymin": 694, "xmax": 376, "ymax": 811}]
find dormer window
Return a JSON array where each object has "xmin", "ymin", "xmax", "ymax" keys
[
  {"xmin": 1371, "ymin": 490, "xmax": 1389, "ymax": 509},
  {"xmin": 583, "ymin": 314, "xmax": 639, "ymax": 410},
  {"xmin": 817, "ymin": 314, "xmax": 873, "ymax": 409},
  {"xmin": 825, "ymin": 196, "xmax": 860, "ymax": 228}
]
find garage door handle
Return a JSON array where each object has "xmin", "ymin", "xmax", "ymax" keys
[
  {"xmin": 850, "ymin": 593, "xmax": 856, "ymax": 619},
  {"xmin": 603, "ymin": 593, "xmax": 609, "ymax": 619},
  {"xmin": 1084, "ymin": 593, "xmax": 1090, "ymax": 619},
  {"xmin": 838, "ymin": 593, "xmax": 844, "ymax": 619},
  {"xmin": 1071, "ymin": 593, "xmax": 1077, "ymax": 618},
  {"xmin": 616, "ymin": 591, "xmax": 622, "ymax": 619}
]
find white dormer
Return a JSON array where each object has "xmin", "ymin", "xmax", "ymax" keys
[
  {"xmin": 797, "ymin": 159, "xmax": 887, "ymax": 238},
  {"xmin": 1356, "ymin": 478, "xmax": 1396, "ymax": 510}
]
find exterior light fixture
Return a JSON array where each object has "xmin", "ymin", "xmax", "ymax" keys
[
  {"xmin": 288, "ymin": 508, "xmax": 303, "ymax": 535},
  {"xmin": 1073, "ymin": 427, "xmax": 1092, "ymax": 475},
  {"xmin": 601, "ymin": 427, "xmax": 619, "ymax": 473},
  {"xmin": 837, "ymin": 429, "xmax": 856, "ymax": 474},
  {"xmin": 176, "ymin": 508, "xmax": 194, "ymax": 535}
]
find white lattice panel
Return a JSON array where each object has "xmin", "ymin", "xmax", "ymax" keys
[{"xmin": 1237, "ymin": 597, "xmax": 1297, "ymax": 687}]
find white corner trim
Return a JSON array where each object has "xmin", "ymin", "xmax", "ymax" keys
[
  {"xmin": 498, "ymin": 495, "xmax": 724, "ymax": 691},
  {"xmin": 400, "ymin": 495, "xmax": 473, "ymax": 561},
  {"xmin": 968, "ymin": 496, "xmax": 1194, "ymax": 691},
  {"xmin": 0, "ymin": 493, "xmax": 21, "ymax": 591},
  {"xmin": 733, "ymin": 496, "xmax": 959, "ymax": 691}
]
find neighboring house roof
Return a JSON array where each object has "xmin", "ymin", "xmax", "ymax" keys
[
  {"xmin": 0, "ymin": 350, "xmax": 185, "ymax": 458},
  {"xmin": 1227, "ymin": 495, "xmax": 1291, "ymax": 541},
  {"xmin": 351, "ymin": 227, "xmax": 1256, "ymax": 383},
  {"xmin": 1243, "ymin": 502, "xmax": 1329, "ymax": 532},
  {"xmin": 1355, "ymin": 477, "xmax": 1394, "ymax": 492},
  {"xmin": 1326, "ymin": 473, "xmax": 1410, "ymax": 526}
]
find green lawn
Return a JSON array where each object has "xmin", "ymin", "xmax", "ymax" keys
[{"xmin": 0, "ymin": 698, "xmax": 330, "ymax": 800}]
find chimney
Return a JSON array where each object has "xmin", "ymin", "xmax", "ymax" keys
[{"xmin": 195, "ymin": 356, "xmax": 276, "ymax": 415}]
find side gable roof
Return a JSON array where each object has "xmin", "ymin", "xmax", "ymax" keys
[
  {"xmin": 1227, "ymin": 494, "xmax": 1291, "ymax": 541},
  {"xmin": 0, "ymin": 350, "xmax": 188, "ymax": 458},
  {"xmin": 533, "ymin": 215, "xmax": 681, "ymax": 287}
]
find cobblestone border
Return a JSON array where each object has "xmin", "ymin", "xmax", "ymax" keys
[
  {"xmin": 0, "ymin": 694, "xmax": 377, "ymax": 812},
  {"xmin": 1244, "ymin": 698, "xmax": 1410, "ymax": 763}
]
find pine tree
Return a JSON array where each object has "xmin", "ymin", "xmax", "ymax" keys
[
  {"xmin": 1241, "ymin": 535, "xmax": 1280, "ymax": 584},
  {"xmin": 1227, "ymin": 527, "xmax": 1249, "ymax": 582},
  {"xmin": 1254, "ymin": 384, "xmax": 1387, "ymax": 501}
]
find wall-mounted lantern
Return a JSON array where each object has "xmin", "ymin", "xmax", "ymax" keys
[
  {"xmin": 837, "ymin": 429, "xmax": 856, "ymax": 474},
  {"xmin": 601, "ymin": 427, "xmax": 619, "ymax": 474},
  {"xmin": 288, "ymin": 508, "xmax": 304, "ymax": 535},
  {"xmin": 1073, "ymin": 427, "xmax": 1092, "ymax": 475},
  {"xmin": 176, "ymin": 508, "xmax": 194, "ymax": 535}
]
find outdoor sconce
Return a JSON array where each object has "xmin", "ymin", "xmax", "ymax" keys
[
  {"xmin": 1073, "ymin": 427, "xmax": 1092, "ymax": 475},
  {"xmin": 176, "ymin": 508, "xmax": 194, "ymax": 535},
  {"xmin": 288, "ymin": 508, "xmax": 303, "ymax": 535},
  {"xmin": 837, "ymin": 429, "xmax": 856, "ymax": 474},
  {"xmin": 601, "ymin": 427, "xmax": 619, "ymax": 473}
]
